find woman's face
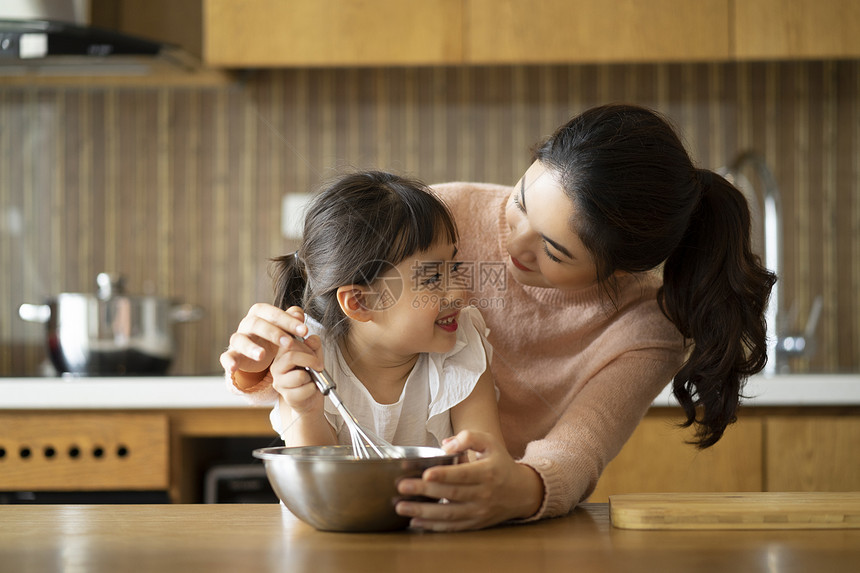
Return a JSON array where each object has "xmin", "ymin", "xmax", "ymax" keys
[{"xmin": 505, "ymin": 161, "xmax": 600, "ymax": 291}]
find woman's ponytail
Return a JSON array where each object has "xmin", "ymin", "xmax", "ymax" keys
[{"xmin": 659, "ymin": 169, "xmax": 777, "ymax": 448}]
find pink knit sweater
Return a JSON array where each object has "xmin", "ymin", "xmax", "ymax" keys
[
  {"xmin": 228, "ymin": 181, "xmax": 687, "ymax": 521},
  {"xmin": 432, "ymin": 182, "xmax": 686, "ymax": 519}
]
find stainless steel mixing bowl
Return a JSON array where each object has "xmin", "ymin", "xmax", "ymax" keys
[{"xmin": 253, "ymin": 445, "xmax": 457, "ymax": 532}]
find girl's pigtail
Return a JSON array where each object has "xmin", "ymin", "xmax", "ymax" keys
[
  {"xmin": 659, "ymin": 169, "xmax": 777, "ymax": 448},
  {"xmin": 271, "ymin": 251, "xmax": 307, "ymax": 311}
]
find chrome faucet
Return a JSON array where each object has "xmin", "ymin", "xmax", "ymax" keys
[{"xmin": 717, "ymin": 152, "xmax": 821, "ymax": 375}]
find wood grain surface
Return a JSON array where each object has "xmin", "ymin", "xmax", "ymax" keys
[
  {"xmin": 0, "ymin": 412, "xmax": 168, "ymax": 490},
  {"xmin": 2, "ymin": 503, "xmax": 860, "ymax": 573},
  {"xmin": 610, "ymin": 492, "xmax": 860, "ymax": 530}
]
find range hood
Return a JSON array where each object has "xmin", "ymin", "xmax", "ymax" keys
[
  {"xmin": 0, "ymin": 18, "xmax": 171, "ymax": 76},
  {"xmin": 0, "ymin": 1, "xmax": 229, "ymax": 85}
]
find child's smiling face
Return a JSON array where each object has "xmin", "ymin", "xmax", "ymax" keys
[{"xmin": 366, "ymin": 240, "xmax": 465, "ymax": 358}]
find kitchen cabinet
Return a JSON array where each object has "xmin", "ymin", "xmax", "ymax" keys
[
  {"xmin": 0, "ymin": 408, "xmax": 272, "ymax": 503},
  {"xmin": 207, "ymin": 0, "xmax": 462, "ymax": 67},
  {"xmin": 765, "ymin": 415, "xmax": 860, "ymax": 491},
  {"xmin": 464, "ymin": 0, "xmax": 731, "ymax": 64},
  {"xmin": 166, "ymin": 408, "xmax": 274, "ymax": 503},
  {"xmin": 734, "ymin": 0, "xmax": 860, "ymax": 60},
  {"xmin": 0, "ymin": 413, "xmax": 169, "ymax": 491},
  {"xmin": 98, "ymin": 0, "xmax": 860, "ymax": 69},
  {"xmin": 470, "ymin": 0, "xmax": 860, "ymax": 63},
  {"xmin": 107, "ymin": 0, "xmax": 728, "ymax": 67},
  {"xmin": 589, "ymin": 408, "xmax": 860, "ymax": 503},
  {"xmin": 3, "ymin": 377, "xmax": 857, "ymax": 503},
  {"xmin": 589, "ymin": 411, "xmax": 763, "ymax": 502}
]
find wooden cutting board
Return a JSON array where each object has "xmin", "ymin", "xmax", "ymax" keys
[{"xmin": 610, "ymin": 492, "xmax": 860, "ymax": 530}]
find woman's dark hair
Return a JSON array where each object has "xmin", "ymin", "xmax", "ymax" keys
[
  {"xmin": 535, "ymin": 104, "xmax": 777, "ymax": 449},
  {"xmin": 271, "ymin": 170, "xmax": 458, "ymax": 342}
]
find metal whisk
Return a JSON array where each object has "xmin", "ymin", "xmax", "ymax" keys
[{"xmin": 295, "ymin": 339, "xmax": 401, "ymax": 459}]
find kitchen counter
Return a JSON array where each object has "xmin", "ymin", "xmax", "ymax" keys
[
  {"xmin": 3, "ymin": 503, "xmax": 858, "ymax": 573},
  {"xmin": 0, "ymin": 375, "xmax": 263, "ymax": 409},
  {"xmin": 1, "ymin": 373, "xmax": 859, "ymax": 409},
  {"xmin": 2, "ymin": 375, "xmax": 858, "ymax": 503},
  {"xmin": 652, "ymin": 373, "xmax": 860, "ymax": 407}
]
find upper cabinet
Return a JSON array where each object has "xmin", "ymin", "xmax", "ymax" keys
[
  {"xmin": 464, "ymin": 0, "xmax": 730, "ymax": 64},
  {"xmin": 101, "ymin": 0, "xmax": 860, "ymax": 69},
  {"xmin": 734, "ymin": 0, "xmax": 860, "ymax": 60},
  {"xmin": 202, "ymin": 0, "xmax": 463, "ymax": 67}
]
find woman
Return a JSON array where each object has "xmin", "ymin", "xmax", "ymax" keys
[{"xmin": 221, "ymin": 104, "xmax": 776, "ymax": 531}]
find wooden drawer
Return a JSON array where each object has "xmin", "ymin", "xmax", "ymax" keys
[{"xmin": 0, "ymin": 413, "xmax": 168, "ymax": 491}]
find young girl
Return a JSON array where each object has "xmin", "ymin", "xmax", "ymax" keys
[{"xmin": 227, "ymin": 170, "xmax": 503, "ymax": 449}]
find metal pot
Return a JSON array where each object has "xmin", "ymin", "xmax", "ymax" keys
[{"xmin": 18, "ymin": 273, "xmax": 203, "ymax": 376}]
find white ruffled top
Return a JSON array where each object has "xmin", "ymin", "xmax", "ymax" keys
[{"xmin": 269, "ymin": 305, "xmax": 493, "ymax": 447}]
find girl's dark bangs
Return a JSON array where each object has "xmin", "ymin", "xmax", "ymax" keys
[{"xmin": 386, "ymin": 199, "xmax": 458, "ymax": 265}]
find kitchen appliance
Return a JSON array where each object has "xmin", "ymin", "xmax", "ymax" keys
[
  {"xmin": 0, "ymin": 1, "xmax": 187, "ymax": 76},
  {"xmin": 18, "ymin": 273, "xmax": 202, "ymax": 376},
  {"xmin": 253, "ymin": 445, "xmax": 457, "ymax": 532},
  {"xmin": 0, "ymin": 18, "xmax": 161, "ymax": 60},
  {"xmin": 203, "ymin": 464, "xmax": 278, "ymax": 504}
]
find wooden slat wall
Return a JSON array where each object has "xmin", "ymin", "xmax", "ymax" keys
[{"xmin": 1, "ymin": 61, "xmax": 858, "ymax": 376}]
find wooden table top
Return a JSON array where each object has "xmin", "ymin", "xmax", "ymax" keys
[{"xmin": 2, "ymin": 503, "xmax": 859, "ymax": 573}]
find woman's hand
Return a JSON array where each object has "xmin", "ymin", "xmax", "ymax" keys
[
  {"xmin": 394, "ymin": 431, "xmax": 545, "ymax": 531},
  {"xmin": 220, "ymin": 304, "xmax": 313, "ymax": 387}
]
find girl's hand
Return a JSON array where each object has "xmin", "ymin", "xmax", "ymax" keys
[
  {"xmin": 394, "ymin": 431, "xmax": 545, "ymax": 531},
  {"xmin": 270, "ymin": 332, "xmax": 326, "ymax": 416},
  {"xmin": 220, "ymin": 304, "xmax": 312, "ymax": 384}
]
